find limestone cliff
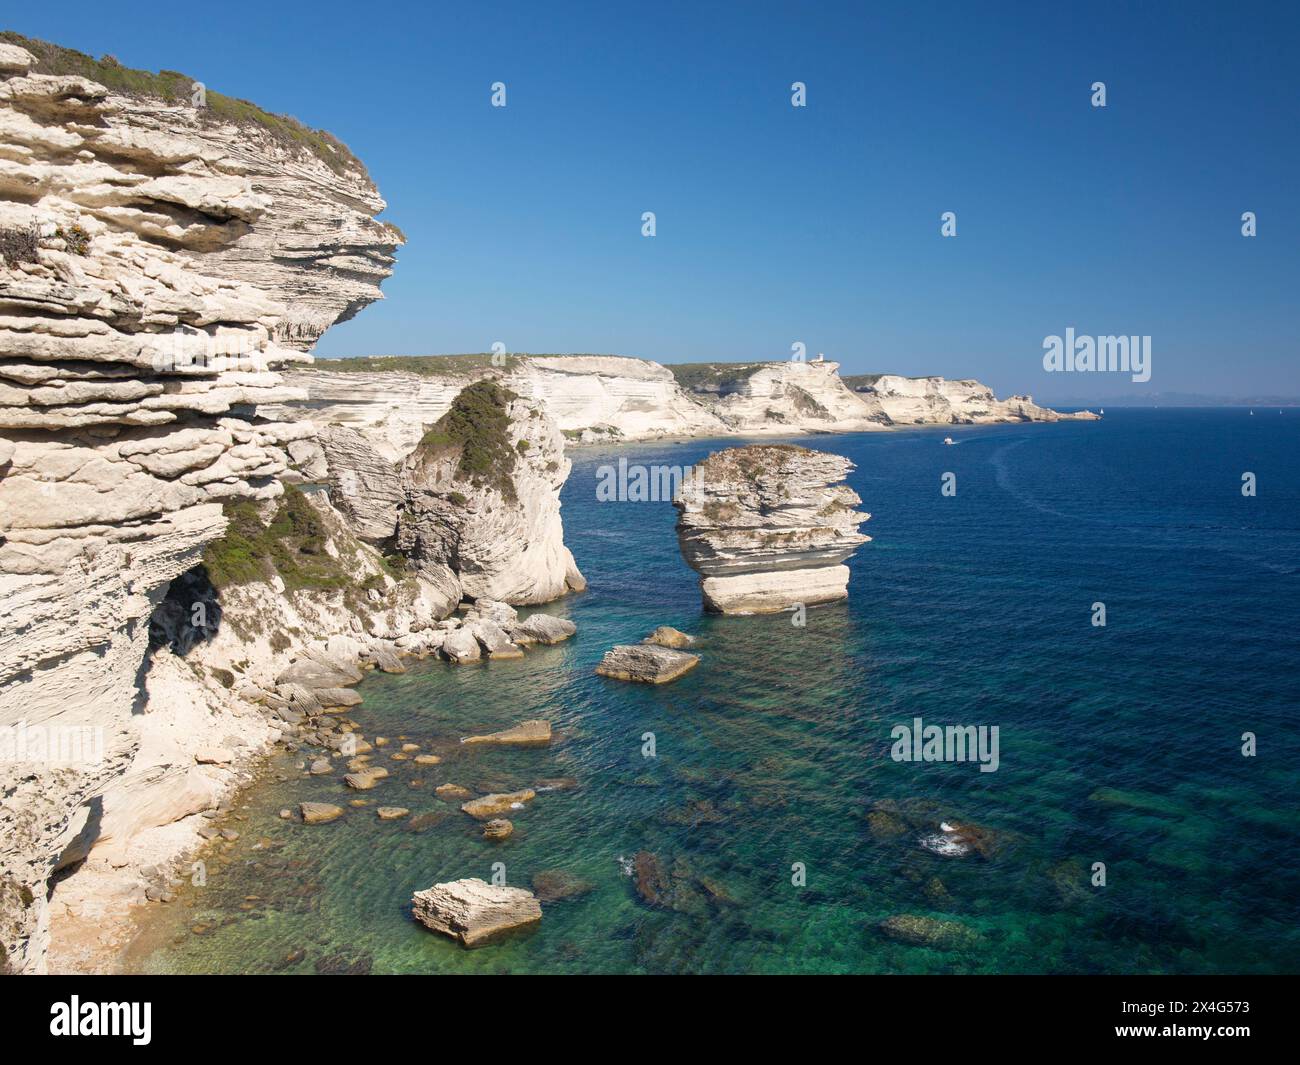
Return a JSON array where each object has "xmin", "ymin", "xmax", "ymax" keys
[
  {"xmin": 675, "ymin": 359, "xmax": 886, "ymax": 433},
  {"xmin": 843, "ymin": 374, "xmax": 1098, "ymax": 425},
  {"xmin": 673, "ymin": 444, "xmax": 870, "ymax": 614},
  {"xmin": 274, "ymin": 355, "xmax": 1094, "ymax": 451},
  {"xmin": 0, "ymin": 38, "xmax": 400, "ymax": 973},
  {"xmin": 397, "ymin": 381, "xmax": 586, "ymax": 605}
]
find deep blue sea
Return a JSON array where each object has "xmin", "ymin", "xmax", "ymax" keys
[{"xmin": 131, "ymin": 410, "xmax": 1300, "ymax": 974}]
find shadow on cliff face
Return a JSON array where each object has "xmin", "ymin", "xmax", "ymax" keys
[
  {"xmin": 49, "ymin": 795, "xmax": 105, "ymax": 886},
  {"xmin": 149, "ymin": 566, "xmax": 222, "ymax": 658}
]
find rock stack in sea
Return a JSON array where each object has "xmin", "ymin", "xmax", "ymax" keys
[
  {"xmin": 673, "ymin": 444, "xmax": 870, "ymax": 614},
  {"xmin": 397, "ymin": 380, "xmax": 586, "ymax": 605}
]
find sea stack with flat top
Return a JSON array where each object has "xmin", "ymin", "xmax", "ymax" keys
[{"xmin": 673, "ymin": 444, "xmax": 870, "ymax": 614}]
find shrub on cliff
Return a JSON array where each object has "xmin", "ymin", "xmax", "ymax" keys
[
  {"xmin": 203, "ymin": 485, "xmax": 358, "ymax": 592},
  {"xmin": 0, "ymin": 222, "xmax": 40, "ymax": 268},
  {"xmin": 417, "ymin": 380, "xmax": 521, "ymax": 500}
]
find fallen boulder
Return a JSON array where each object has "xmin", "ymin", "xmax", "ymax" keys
[
  {"xmin": 441, "ymin": 627, "xmax": 482, "ymax": 664},
  {"xmin": 596, "ymin": 644, "xmax": 700, "ymax": 684},
  {"xmin": 644, "ymin": 626, "xmax": 694, "ymax": 649},
  {"xmin": 514, "ymin": 614, "xmax": 576, "ymax": 645},
  {"xmin": 411, "ymin": 878, "xmax": 542, "ymax": 947},
  {"xmin": 344, "ymin": 767, "xmax": 390, "ymax": 790},
  {"xmin": 461, "ymin": 789, "xmax": 536, "ymax": 820},
  {"xmin": 482, "ymin": 818, "xmax": 513, "ymax": 840},
  {"xmin": 300, "ymin": 802, "xmax": 345, "ymax": 825}
]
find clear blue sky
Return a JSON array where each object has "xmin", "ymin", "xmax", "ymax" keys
[{"xmin": 13, "ymin": 1, "xmax": 1299, "ymax": 400}]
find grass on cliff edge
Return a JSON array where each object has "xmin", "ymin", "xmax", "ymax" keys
[
  {"xmin": 203, "ymin": 484, "xmax": 380, "ymax": 593},
  {"xmin": 313, "ymin": 354, "xmax": 522, "ymax": 376},
  {"xmin": 416, "ymin": 379, "xmax": 520, "ymax": 501},
  {"xmin": 1, "ymin": 32, "xmax": 366, "ymax": 178}
]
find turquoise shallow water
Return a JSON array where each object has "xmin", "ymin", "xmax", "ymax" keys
[{"xmin": 131, "ymin": 410, "xmax": 1300, "ymax": 974}]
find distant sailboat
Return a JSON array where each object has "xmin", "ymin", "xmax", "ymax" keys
[{"xmin": 943, "ymin": 436, "xmax": 955, "ymax": 445}]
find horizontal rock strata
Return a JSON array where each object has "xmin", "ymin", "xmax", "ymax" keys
[
  {"xmin": 673, "ymin": 444, "xmax": 870, "ymax": 614},
  {"xmin": 270, "ymin": 355, "xmax": 1096, "ymax": 453},
  {"xmin": 0, "ymin": 37, "xmax": 400, "ymax": 973},
  {"xmin": 595, "ymin": 644, "xmax": 700, "ymax": 684},
  {"xmin": 411, "ymin": 878, "xmax": 542, "ymax": 947}
]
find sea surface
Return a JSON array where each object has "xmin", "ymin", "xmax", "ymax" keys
[{"xmin": 126, "ymin": 409, "xmax": 1300, "ymax": 974}]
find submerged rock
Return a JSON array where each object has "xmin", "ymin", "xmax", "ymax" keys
[
  {"xmin": 435, "ymin": 783, "xmax": 474, "ymax": 801},
  {"xmin": 918, "ymin": 821, "xmax": 1001, "ymax": 860},
  {"xmin": 532, "ymin": 869, "xmax": 594, "ymax": 903},
  {"xmin": 460, "ymin": 720, "xmax": 552, "ymax": 748},
  {"xmin": 411, "ymin": 878, "xmax": 542, "ymax": 947},
  {"xmin": 878, "ymin": 914, "xmax": 981, "ymax": 950},
  {"xmin": 673, "ymin": 444, "xmax": 870, "ymax": 614},
  {"xmin": 482, "ymin": 818, "xmax": 513, "ymax": 840},
  {"xmin": 596, "ymin": 644, "xmax": 700, "ymax": 684}
]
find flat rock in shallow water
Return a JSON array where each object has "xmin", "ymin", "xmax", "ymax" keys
[
  {"xmin": 596, "ymin": 644, "xmax": 699, "ymax": 684},
  {"xmin": 461, "ymin": 719, "xmax": 552, "ymax": 748},
  {"xmin": 344, "ymin": 767, "xmax": 389, "ymax": 790},
  {"xmin": 376, "ymin": 807, "xmax": 410, "ymax": 820},
  {"xmin": 411, "ymin": 878, "xmax": 542, "ymax": 947},
  {"xmin": 299, "ymin": 802, "xmax": 344, "ymax": 825},
  {"xmin": 461, "ymin": 789, "xmax": 536, "ymax": 820},
  {"xmin": 878, "ymin": 914, "xmax": 980, "ymax": 950}
]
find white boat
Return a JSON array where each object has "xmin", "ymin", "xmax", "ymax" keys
[{"xmin": 942, "ymin": 436, "xmax": 955, "ymax": 445}]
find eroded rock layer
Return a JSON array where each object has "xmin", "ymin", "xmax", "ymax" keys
[
  {"xmin": 673, "ymin": 444, "xmax": 870, "ymax": 614},
  {"xmin": 0, "ymin": 41, "xmax": 400, "ymax": 973}
]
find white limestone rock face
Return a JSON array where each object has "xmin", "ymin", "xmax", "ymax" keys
[
  {"xmin": 316, "ymin": 423, "xmax": 404, "ymax": 542},
  {"xmin": 274, "ymin": 357, "xmax": 1092, "ymax": 455},
  {"xmin": 272, "ymin": 354, "xmax": 729, "ymax": 456},
  {"xmin": 511, "ymin": 355, "xmax": 727, "ymax": 442},
  {"xmin": 0, "ymin": 42, "xmax": 400, "ymax": 973},
  {"xmin": 684, "ymin": 360, "xmax": 887, "ymax": 434},
  {"xmin": 673, "ymin": 444, "xmax": 871, "ymax": 615},
  {"xmin": 845, "ymin": 375, "xmax": 1099, "ymax": 425},
  {"xmin": 397, "ymin": 382, "xmax": 586, "ymax": 606}
]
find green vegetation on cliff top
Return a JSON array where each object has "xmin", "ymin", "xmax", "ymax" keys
[
  {"xmin": 1, "ymin": 32, "xmax": 366, "ymax": 177},
  {"xmin": 665, "ymin": 362, "xmax": 770, "ymax": 393},
  {"xmin": 314, "ymin": 354, "xmax": 521, "ymax": 376},
  {"xmin": 417, "ymin": 379, "xmax": 521, "ymax": 500}
]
